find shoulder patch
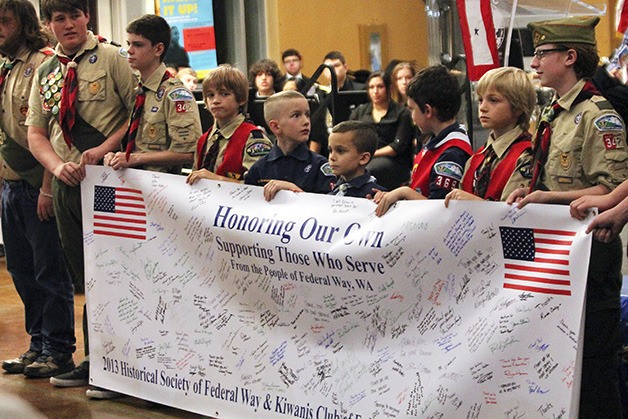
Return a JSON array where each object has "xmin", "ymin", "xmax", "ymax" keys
[
  {"xmin": 118, "ymin": 47, "xmax": 128, "ymax": 58},
  {"xmin": 246, "ymin": 141, "xmax": 272, "ymax": 157},
  {"xmin": 433, "ymin": 161, "xmax": 464, "ymax": 179},
  {"xmin": 594, "ymin": 114, "xmax": 623, "ymax": 132},
  {"xmin": 320, "ymin": 162, "xmax": 334, "ymax": 176},
  {"xmin": 167, "ymin": 87, "xmax": 194, "ymax": 101}
]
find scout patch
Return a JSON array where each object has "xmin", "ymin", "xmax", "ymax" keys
[
  {"xmin": 23, "ymin": 63, "xmax": 34, "ymax": 78},
  {"xmin": 175, "ymin": 101, "xmax": 188, "ymax": 113},
  {"xmin": 434, "ymin": 161, "xmax": 463, "ymax": 190},
  {"xmin": 246, "ymin": 141, "xmax": 272, "ymax": 157},
  {"xmin": 151, "ymin": 106, "xmax": 158, "ymax": 112},
  {"xmin": 148, "ymin": 125, "xmax": 158, "ymax": 139},
  {"xmin": 574, "ymin": 112, "xmax": 582, "ymax": 124},
  {"xmin": 89, "ymin": 54, "xmax": 98, "ymax": 64},
  {"xmin": 603, "ymin": 133, "xmax": 623, "ymax": 150},
  {"xmin": 89, "ymin": 81, "xmax": 101, "ymax": 95},
  {"xmin": 557, "ymin": 176, "xmax": 573, "ymax": 184},
  {"xmin": 20, "ymin": 106, "xmax": 28, "ymax": 116},
  {"xmin": 40, "ymin": 66, "xmax": 62, "ymax": 114},
  {"xmin": 559, "ymin": 152, "xmax": 571, "ymax": 170},
  {"xmin": 320, "ymin": 162, "xmax": 334, "ymax": 176},
  {"xmin": 519, "ymin": 162, "xmax": 532, "ymax": 178},
  {"xmin": 434, "ymin": 161, "xmax": 464, "ymax": 179},
  {"xmin": 168, "ymin": 88, "xmax": 194, "ymax": 101},
  {"xmin": 118, "ymin": 48, "xmax": 128, "ymax": 58},
  {"xmin": 594, "ymin": 114, "xmax": 623, "ymax": 131},
  {"xmin": 156, "ymin": 87, "xmax": 165, "ymax": 101}
]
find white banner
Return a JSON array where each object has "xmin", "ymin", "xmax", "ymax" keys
[{"xmin": 82, "ymin": 166, "xmax": 591, "ymax": 418}]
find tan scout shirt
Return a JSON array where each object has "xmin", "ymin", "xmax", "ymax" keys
[
  {"xmin": 134, "ymin": 64, "xmax": 201, "ymax": 173},
  {"xmin": 26, "ymin": 32, "xmax": 136, "ymax": 164},
  {"xmin": 541, "ymin": 79, "xmax": 628, "ymax": 191},
  {"xmin": 0, "ymin": 46, "xmax": 52, "ymax": 180},
  {"xmin": 463, "ymin": 127, "xmax": 533, "ymax": 201},
  {"xmin": 194, "ymin": 113, "xmax": 273, "ymax": 179}
]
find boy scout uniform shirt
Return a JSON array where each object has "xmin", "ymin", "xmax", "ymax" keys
[
  {"xmin": 195, "ymin": 113, "xmax": 273, "ymax": 178},
  {"xmin": 463, "ymin": 126, "xmax": 533, "ymax": 201},
  {"xmin": 26, "ymin": 32, "xmax": 136, "ymax": 164},
  {"xmin": 135, "ymin": 64, "xmax": 201, "ymax": 173},
  {"xmin": 541, "ymin": 79, "xmax": 628, "ymax": 191},
  {"xmin": 0, "ymin": 46, "xmax": 52, "ymax": 181}
]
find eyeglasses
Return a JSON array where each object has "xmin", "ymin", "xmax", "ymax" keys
[{"xmin": 533, "ymin": 48, "xmax": 569, "ymax": 59}]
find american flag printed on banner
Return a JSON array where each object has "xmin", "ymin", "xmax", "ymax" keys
[
  {"xmin": 499, "ymin": 227, "xmax": 576, "ymax": 296},
  {"xmin": 93, "ymin": 186, "xmax": 147, "ymax": 240}
]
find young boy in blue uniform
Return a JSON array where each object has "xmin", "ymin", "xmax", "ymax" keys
[
  {"xmin": 327, "ymin": 121, "xmax": 385, "ymax": 198},
  {"xmin": 245, "ymin": 90, "xmax": 336, "ymax": 200}
]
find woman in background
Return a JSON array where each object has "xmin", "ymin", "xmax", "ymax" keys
[
  {"xmin": 391, "ymin": 61, "xmax": 417, "ymax": 105},
  {"xmin": 350, "ymin": 71, "xmax": 414, "ymax": 190}
]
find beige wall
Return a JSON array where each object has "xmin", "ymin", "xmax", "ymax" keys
[
  {"xmin": 266, "ymin": 0, "xmax": 623, "ymax": 79},
  {"xmin": 266, "ymin": 0, "xmax": 428, "ymax": 78}
]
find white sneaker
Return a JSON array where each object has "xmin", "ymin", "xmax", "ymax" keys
[{"xmin": 86, "ymin": 386, "xmax": 123, "ymax": 399}]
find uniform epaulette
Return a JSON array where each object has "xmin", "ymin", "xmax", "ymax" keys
[
  {"xmin": 251, "ymin": 129, "xmax": 265, "ymax": 138},
  {"xmin": 40, "ymin": 47, "xmax": 55, "ymax": 56},
  {"xmin": 590, "ymin": 96, "xmax": 614, "ymax": 110}
]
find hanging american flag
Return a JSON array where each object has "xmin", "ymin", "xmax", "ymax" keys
[
  {"xmin": 456, "ymin": 0, "xmax": 500, "ymax": 81},
  {"xmin": 93, "ymin": 185, "xmax": 147, "ymax": 240},
  {"xmin": 499, "ymin": 227, "xmax": 576, "ymax": 296}
]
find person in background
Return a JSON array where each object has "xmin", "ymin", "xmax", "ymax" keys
[
  {"xmin": 323, "ymin": 51, "xmax": 365, "ymax": 91},
  {"xmin": 506, "ymin": 17, "xmax": 628, "ymax": 418},
  {"xmin": 163, "ymin": 25, "xmax": 189, "ymax": 71},
  {"xmin": 281, "ymin": 48, "xmax": 311, "ymax": 88},
  {"xmin": 373, "ymin": 65, "xmax": 472, "ymax": 216},
  {"xmin": 186, "ymin": 64, "xmax": 272, "ymax": 185},
  {"xmin": 444, "ymin": 67, "xmax": 534, "ymax": 205},
  {"xmin": 177, "ymin": 67, "xmax": 198, "ymax": 92},
  {"xmin": 0, "ymin": 0, "xmax": 75, "ymax": 380},
  {"xmin": 350, "ymin": 71, "xmax": 414, "ymax": 190},
  {"xmin": 390, "ymin": 61, "xmax": 417, "ymax": 105},
  {"xmin": 249, "ymin": 58, "xmax": 282, "ymax": 98},
  {"xmin": 27, "ymin": 0, "xmax": 136, "ymax": 389}
]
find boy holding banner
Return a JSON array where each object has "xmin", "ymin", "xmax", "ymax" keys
[
  {"xmin": 245, "ymin": 90, "xmax": 336, "ymax": 200},
  {"xmin": 104, "ymin": 14, "xmax": 201, "ymax": 174},
  {"xmin": 506, "ymin": 17, "xmax": 628, "ymax": 418},
  {"xmin": 373, "ymin": 65, "xmax": 472, "ymax": 216},
  {"xmin": 26, "ymin": 0, "xmax": 136, "ymax": 389},
  {"xmin": 186, "ymin": 64, "xmax": 272, "ymax": 185},
  {"xmin": 444, "ymin": 66, "xmax": 534, "ymax": 205},
  {"xmin": 0, "ymin": 0, "xmax": 75, "ymax": 380}
]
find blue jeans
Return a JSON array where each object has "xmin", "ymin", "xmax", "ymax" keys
[{"xmin": 2, "ymin": 180, "xmax": 75, "ymax": 357}]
